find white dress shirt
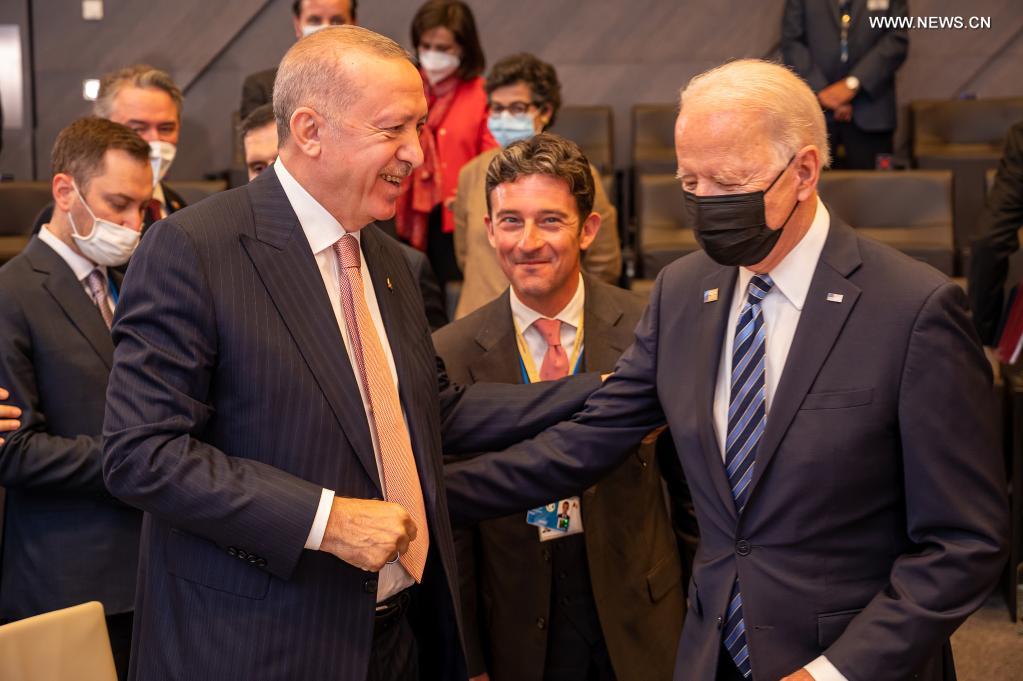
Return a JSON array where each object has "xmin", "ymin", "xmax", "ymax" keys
[
  {"xmin": 711, "ymin": 198, "xmax": 848, "ymax": 681},
  {"xmin": 37, "ymin": 226, "xmax": 114, "ymax": 315},
  {"xmin": 151, "ymin": 182, "xmax": 168, "ymax": 219},
  {"xmin": 509, "ymin": 273, "xmax": 585, "ymax": 375},
  {"xmin": 276, "ymin": 159, "xmax": 415, "ymax": 602}
]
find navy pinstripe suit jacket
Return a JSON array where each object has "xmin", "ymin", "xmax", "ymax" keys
[{"xmin": 102, "ymin": 167, "xmax": 600, "ymax": 681}]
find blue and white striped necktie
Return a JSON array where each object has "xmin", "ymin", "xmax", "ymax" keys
[{"xmin": 723, "ymin": 272, "xmax": 774, "ymax": 678}]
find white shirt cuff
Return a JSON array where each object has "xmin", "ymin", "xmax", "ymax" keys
[
  {"xmin": 304, "ymin": 488, "xmax": 335, "ymax": 550},
  {"xmin": 804, "ymin": 655, "xmax": 849, "ymax": 681}
]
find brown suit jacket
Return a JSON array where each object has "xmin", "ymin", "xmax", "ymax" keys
[
  {"xmin": 453, "ymin": 148, "xmax": 622, "ymax": 319},
  {"xmin": 434, "ymin": 276, "xmax": 694, "ymax": 681}
]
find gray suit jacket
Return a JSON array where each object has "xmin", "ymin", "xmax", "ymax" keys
[
  {"xmin": 445, "ymin": 216, "xmax": 1008, "ymax": 681},
  {"xmin": 434, "ymin": 276, "xmax": 694, "ymax": 681},
  {"xmin": 102, "ymin": 166, "xmax": 601, "ymax": 681},
  {"xmin": 0, "ymin": 238, "xmax": 141, "ymax": 620},
  {"xmin": 782, "ymin": 0, "xmax": 908, "ymax": 132}
]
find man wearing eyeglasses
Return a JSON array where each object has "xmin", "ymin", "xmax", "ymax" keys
[{"xmin": 781, "ymin": 0, "xmax": 908, "ymax": 170}]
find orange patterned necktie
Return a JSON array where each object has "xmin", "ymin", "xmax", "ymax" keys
[
  {"xmin": 333, "ymin": 234, "xmax": 429, "ymax": 581},
  {"xmin": 533, "ymin": 318, "xmax": 569, "ymax": 381},
  {"xmin": 85, "ymin": 269, "xmax": 114, "ymax": 330}
]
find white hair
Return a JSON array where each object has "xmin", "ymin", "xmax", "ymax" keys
[
  {"xmin": 679, "ymin": 59, "xmax": 831, "ymax": 169},
  {"xmin": 273, "ymin": 25, "xmax": 412, "ymax": 143}
]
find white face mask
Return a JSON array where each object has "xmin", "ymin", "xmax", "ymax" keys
[
  {"xmin": 68, "ymin": 182, "xmax": 141, "ymax": 267},
  {"xmin": 418, "ymin": 49, "xmax": 460, "ymax": 85},
  {"xmin": 301, "ymin": 23, "xmax": 329, "ymax": 37},
  {"xmin": 149, "ymin": 140, "xmax": 176, "ymax": 186}
]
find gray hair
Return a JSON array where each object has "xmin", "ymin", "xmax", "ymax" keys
[
  {"xmin": 679, "ymin": 59, "xmax": 831, "ymax": 169},
  {"xmin": 273, "ymin": 25, "xmax": 412, "ymax": 144},
  {"xmin": 93, "ymin": 64, "xmax": 183, "ymax": 119}
]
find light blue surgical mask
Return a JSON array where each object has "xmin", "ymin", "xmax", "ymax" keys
[{"xmin": 488, "ymin": 112, "xmax": 536, "ymax": 148}]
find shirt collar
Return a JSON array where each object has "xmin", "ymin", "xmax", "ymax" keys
[
  {"xmin": 152, "ymin": 182, "xmax": 166, "ymax": 207},
  {"xmin": 274, "ymin": 158, "xmax": 357, "ymax": 254},
  {"xmin": 509, "ymin": 273, "xmax": 585, "ymax": 332},
  {"xmin": 37, "ymin": 225, "xmax": 102, "ymax": 282},
  {"xmin": 738, "ymin": 196, "xmax": 830, "ymax": 311}
]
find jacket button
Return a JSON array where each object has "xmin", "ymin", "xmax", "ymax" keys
[
  {"xmin": 255, "ymin": 558, "xmax": 267, "ymax": 568},
  {"xmin": 364, "ymin": 578, "xmax": 378, "ymax": 593},
  {"xmin": 536, "ymin": 617, "xmax": 546, "ymax": 630},
  {"xmin": 226, "ymin": 547, "xmax": 238, "ymax": 557},
  {"xmin": 248, "ymin": 554, "xmax": 260, "ymax": 565},
  {"xmin": 542, "ymin": 549, "xmax": 551, "ymax": 562},
  {"xmin": 717, "ymin": 616, "xmax": 724, "ymax": 630},
  {"xmin": 736, "ymin": 540, "xmax": 751, "ymax": 556},
  {"xmin": 237, "ymin": 549, "xmax": 249, "ymax": 561}
]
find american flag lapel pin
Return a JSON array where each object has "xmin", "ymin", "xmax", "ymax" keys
[
  {"xmin": 703, "ymin": 288, "xmax": 719, "ymax": 303},
  {"xmin": 386, "ymin": 277, "xmax": 393, "ymax": 291},
  {"xmin": 826, "ymin": 292, "xmax": 844, "ymax": 303}
]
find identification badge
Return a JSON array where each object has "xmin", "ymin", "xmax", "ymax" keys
[
  {"xmin": 866, "ymin": 0, "xmax": 889, "ymax": 11},
  {"xmin": 527, "ymin": 497, "xmax": 583, "ymax": 542}
]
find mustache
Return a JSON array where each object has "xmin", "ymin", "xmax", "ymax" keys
[{"xmin": 383, "ymin": 163, "xmax": 413, "ymax": 179}]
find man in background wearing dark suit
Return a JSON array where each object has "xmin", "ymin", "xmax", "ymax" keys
[
  {"xmin": 33, "ymin": 64, "xmax": 188, "ymax": 234},
  {"xmin": 968, "ymin": 120, "xmax": 1023, "ymax": 345},
  {"xmin": 240, "ymin": 0, "xmax": 357, "ymax": 119},
  {"xmin": 434, "ymin": 133, "xmax": 694, "ymax": 681},
  {"xmin": 782, "ymin": 0, "xmax": 908, "ymax": 169},
  {"xmin": 240, "ymin": 102, "xmax": 448, "ymax": 330},
  {"xmin": 0, "ymin": 117, "xmax": 153, "ymax": 680},
  {"xmin": 103, "ymin": 26, "xmax": 598, "ymax": 681},
  {"xmin": 445, "ymin": 60, "xmax": 1007, "ymax": 681}
]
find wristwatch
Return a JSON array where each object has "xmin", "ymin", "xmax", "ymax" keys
[{"xmin": 845, "ymin": 76, "xmax": 860, "ymax": 92}]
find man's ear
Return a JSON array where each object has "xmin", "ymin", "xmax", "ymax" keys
[
  {"xmin": 290, "ymin": 107, "xmax": 324, "ymax": 158},
  {"xmin": 484, "ymin": 214, "xmax": 497, "ymax": 250},
  {"xmin": 794, "ymin": 145, "xmax": 820, "ymax": 202},
  {"xmin": 292, "ymin": 16, "xmax": 304, "ymax": 40},
  {"xmin": 52, "ymin": 173, "xmax": 76, "ymax": 212},
  {"xmin": 578, "ymin": 211, "xmax": 601, "ymax": 251}
]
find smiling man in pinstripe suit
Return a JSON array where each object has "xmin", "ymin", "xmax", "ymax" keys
[{"xmin": 102, "ymin": 26, "xmax": 599, "ymax": 681}]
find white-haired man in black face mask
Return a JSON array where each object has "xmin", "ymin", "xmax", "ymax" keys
[
  {"xmin": 0, "ymin": 117, "xmax": 153, "ymax": 681},
  {"xmin": 445, "ymin": 59, "xmax": 1008, "ymax": 681}
]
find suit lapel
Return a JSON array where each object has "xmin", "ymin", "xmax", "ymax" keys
[
  {"xmin": 467, "ymin": 291, "xmax": 521, "ymax": 385},
  {"xmin": 695, "ymin": 265, "xmax": 741, "ymax": 518},
  {"xmin": 581, "ymin": 277, "xmax": 629, "ymax": 373},
  {"xmin": 746, "ymin": 219, "xmax": 863, "ymax": 505},
  {"xmin": 827, "ymin": 0, "xmax": 842, "ymax": 27},
  {"xmin": 25, "ymin": 239, "xmax": 113, "ymax": 369},
  {"xmin": 240, "ymin": 169, "xmax": 381, "ymax": 492}
]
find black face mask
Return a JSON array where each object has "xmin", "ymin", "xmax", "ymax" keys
[{"xmin": 683, "ymin": 156, "xmax": 800, "ymax": 267}]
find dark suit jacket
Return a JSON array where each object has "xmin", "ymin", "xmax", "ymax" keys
[
  {"xmin": 0, "ymin": 237, "xmax": 141, "ymax": 620},
  {"xmin": 968, "ymin": 120, "xmax": 1023, "ymax": 344},
  {"xmin": 445, "ymin": 216, "xmax": 1009, "ymax": 681},
  {"xmin": 401, "ymin": 242, "xmax": 448, "ymax": 331},
  {"xmin": 433, "ymin": 277, "xmax": 692, "ymax": 681},
  {"xmin": 31, "ymin": 182, "xmax": 188, "ymax": 237},
  {"xmin": 782, "ymin": 0, "xmax": 908, "ymax": 132},
  {"xmin": 240, "ymin": 68, "xmax": 276, "ymax": 120},
  {"xmin": 101, "ymin": 166, "xmax": 601, "ymax": 681}
]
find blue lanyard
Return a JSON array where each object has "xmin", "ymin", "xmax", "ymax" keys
[
  {"xmin": 107, "ymin": 274, "xmax": 119, "ymax": 305},
  {"xmin": 518, "ymin": 351, "xmax": 584, "ymax": 384}
]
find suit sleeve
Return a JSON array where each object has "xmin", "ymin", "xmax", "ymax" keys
[
  {"xmin": 849, "ymin": 0, "xmax": 909, "ymax": 97},
  {"xmin": 0, "ymin": 290, "xmax": 107, "ymax": 493},
  {"xmin": 655, "ymin": 431, "xmax": 700, "ymax": 583},
  {"xmin": 581, "ymin": 166, "xmax": 623, "ymax": 285},
  {"xmin": 968, "ymin": 124, "xmax": 1023, "ymax": 344},
  {"xmin": 443, "ymin": 271, "xmax": 669, "ymax": 524},
  {"xmin": 780, "ymin": 0, "xmax": 830, "ymax": 92},
  {"xmin": 825, "ymin": 282, "xmax": 1009, "ymax": 681},
  {"xmin": 102, "ymin": 221, "xmax": 323, "ymax": 582}
]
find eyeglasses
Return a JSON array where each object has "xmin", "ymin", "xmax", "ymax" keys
[{"xmin": 488, "ymin": 101, "xmax": 538, "ymax": 116}]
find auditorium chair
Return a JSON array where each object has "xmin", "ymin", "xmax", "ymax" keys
[
  {"xmin": 634, "ymin": 172, "xmax": 696, "ymax": 279},
  {"xmin": 818, "ymin": 170, "xmax": 955, "ymax": 275},
  {"xmin": 631, "ymin": 104, "xmax": 678, "ymax": 175},
  {"xmin": 549, "ymin": 105, "xmax": 614, "ymax": 176},
  {"xmin": 0, "ymin": 601, "xmax": 117, "ymax": 681},
  {"xmin": 0, "ymin": 181, "xmax": 52, "ymax": 264},
  {"xmin": 164, "ymin": 179, "xmax": 228, "ymax": 206},
  {"xmin": 911, "ymin": 97, "xmax": 1023, "ymax": 272}
]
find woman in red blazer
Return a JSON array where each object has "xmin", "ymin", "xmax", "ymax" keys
[{"xmin": 397, "ymin": 0, "xmax": 498, "ymax": 289}]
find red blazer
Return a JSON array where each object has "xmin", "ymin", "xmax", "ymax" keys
[{"xmin": 431, "ymin": 76, "xmax": 497, "ymax": 234}]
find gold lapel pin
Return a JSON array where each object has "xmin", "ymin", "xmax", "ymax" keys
[
  {"xmin": 386, "ymin": 277, "xmax": 393, "ymax": 291},
  {"xmin": 703, "ymin": 288, "xmax": 719, "ymax": 303}
]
